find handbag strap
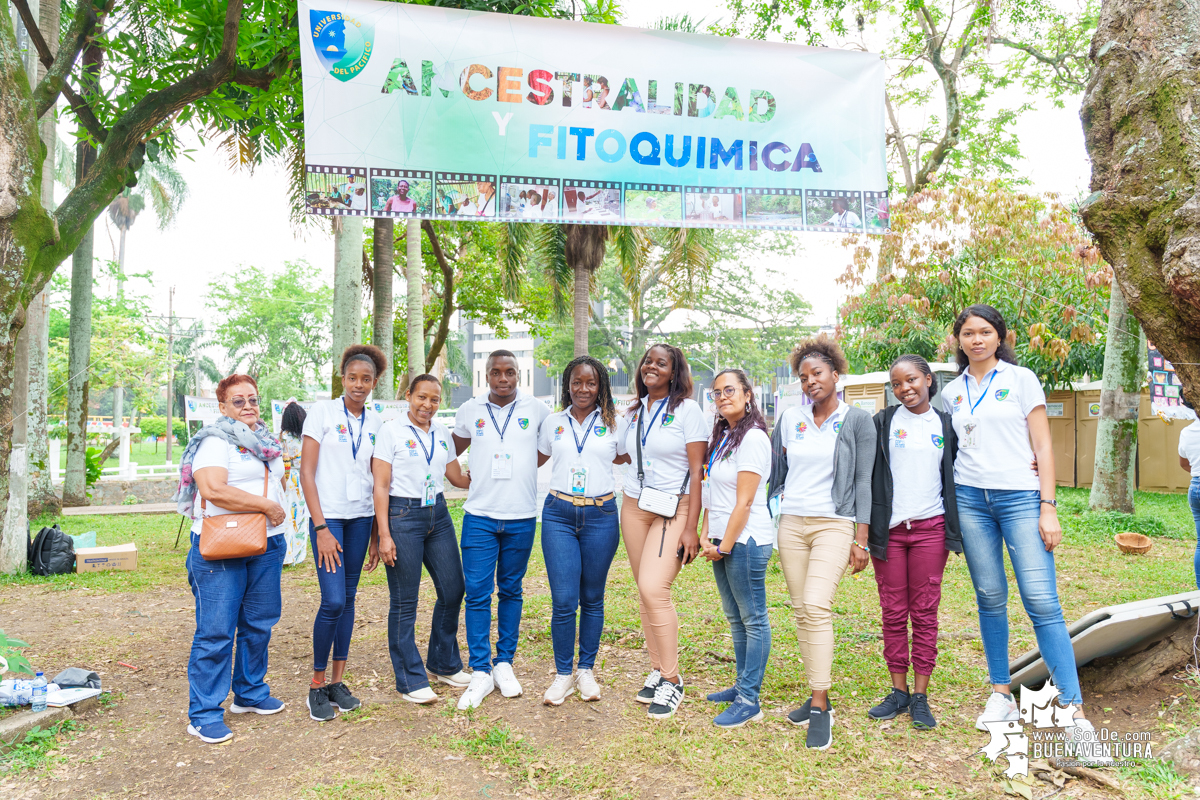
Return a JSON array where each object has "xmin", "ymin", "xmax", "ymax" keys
[
  {"xmin": 199, "ymin": 462, "xmax": 270, "ymax": 516},
  {"xmin": 635, "ymin": 401, "xmax": 691, "ymax": 496}
]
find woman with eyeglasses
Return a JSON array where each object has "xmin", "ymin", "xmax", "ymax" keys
[
  {"xmin": 699, "ymin": 369, "xmax": 773, "ymax": 728},
  {"xmin": 172, "ymin": 374, "xmax": 288, "ymax": 744},
  {"xmin": 300, "ymin": 345, "xmax": 387, "ymax": 723}
]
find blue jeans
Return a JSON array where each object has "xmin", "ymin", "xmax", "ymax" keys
[
  {"xmin": 186, "ymin": 532, "xmax": 285, "ymax": 726},
  {"xmin": 1190, "ymin": 477, "xmax": 1200, "ymax": 589},
  {"xmin": 384, "ymin": 495, "xmax": 465, "ymax": 692},
  {"xmin": 956, "ymin": 485, "xmax": 1082, "ymax": 704},
  {"xmin": 711, "ymin": 539, "xmax": 773, "ymax": 705},
  {"xmin": 310, "ymin": 516, "xmax": 374, "ymax": 671},
  {"xmin": 540, "ymin": 495, "xmax": 620, "ymax": 674},
  {"xmin": 460, "ymin": 513, "xmax": 537, "ymax": 672}
]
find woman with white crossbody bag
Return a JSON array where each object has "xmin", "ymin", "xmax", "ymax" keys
[{"xmin": 619, "ymin": 344, "xmax": 707, "ymax": 720}]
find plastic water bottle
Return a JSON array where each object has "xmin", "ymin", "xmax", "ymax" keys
[{"xmin": 31, "ymin": 672, "xmax": 46, "ymax": 712}]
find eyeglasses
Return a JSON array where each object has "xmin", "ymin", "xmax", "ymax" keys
[
  {"xmin": 706, "ymin": 387, "xmax": 740, "ymax": 401},
  {"xmin": 228, "ymin": 396, "xmax": 260, "ymax": 410}
]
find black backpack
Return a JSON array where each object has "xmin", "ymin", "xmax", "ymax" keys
[{"xmin": 27, "ymin": 524, "xmax": 76, "ymax": 576}]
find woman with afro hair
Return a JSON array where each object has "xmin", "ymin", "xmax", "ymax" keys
[
  {"xmin": 766, "ymin": 334, "xmax": 876, "ymax": 750},
  {"xmin": 299, "ymin": 344, "xmax": 387, "ymax": 723}
]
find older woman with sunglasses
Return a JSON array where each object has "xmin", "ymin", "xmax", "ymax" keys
[{"xmin": 173, "ymin": 374, "xmax": 289, "ymax": 744}]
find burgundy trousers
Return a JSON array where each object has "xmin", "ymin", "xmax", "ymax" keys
[{"xmin": 870, "ymin": 515, "xmax": 949, "ymax": 676}]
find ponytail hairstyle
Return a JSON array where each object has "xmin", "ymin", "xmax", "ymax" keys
[
  {"xmin": 706, "ymin": 369, "xmax": 767, "ymax": 465},
  {"xmin": 341, "ymin": 344, "xmax": 387, "ymax": 377},
  {"xmin": 952, "ymin": 304, "xmax": 1018, "ymax": 373},
  {"xmin": 559, "ymin": 355, "xmax": 617, "ymax": 429},
  {"xmin": 629, "ymin": 343, "xmax": 694, "ymax": 417}
]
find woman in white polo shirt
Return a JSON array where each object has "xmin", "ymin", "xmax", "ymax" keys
[
  {"xmin": 1180, "ymin": 397, "xmax": 1200, "ymax": 588},
  {"xmin": 299, "ymin": 345, "xmax": 386, "ymax": 723},
  {"xmin": 620, "ymin": 343, "xmax": 707, "ymax": 720},
  {"xmin": 699, "ymin": 369, "xmax": 773, "ymax": 729},
  {"xmin": 372, "ymin": 374, "xmax": 472, "ymax": 704},
  {"xmin": 537, "ymin": 356, "xmax": 629, "ymax": 706},
  {"xmin": 943, "ymin": 304, "xmax": 1106, "ymax": 763}
]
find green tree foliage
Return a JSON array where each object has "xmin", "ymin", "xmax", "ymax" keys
[
  {"xmin": 207, "ymin": 261, "xmax": 333, "ymax": 399},
  {"xmin": 837, "ymin": 180, "xmax": 1111, "ymax": 388}
]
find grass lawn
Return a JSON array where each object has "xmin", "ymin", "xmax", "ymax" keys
[
  {"xmin": 56, "ymin": 439, "xmax": 184, "ymax": 469},
  {"xmin": 4, "ymin": 487, "xmax": 1200, "ymax": 798}
]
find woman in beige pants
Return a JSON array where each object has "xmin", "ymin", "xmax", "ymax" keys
[
  {"xmin": 766, "ymin": 335, "xmax": 876, "ymax": 750},
  {"xmin": 619, "ymin": 344, "xmax": 707, "ymax": 719}
]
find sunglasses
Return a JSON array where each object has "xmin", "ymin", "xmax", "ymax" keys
[
  {"xmin": 227, "ymin": 396, "xmax": 260, "ymax": 410},
  {"xmin": 706, "ymin": 387, "xmax": 741, "ymax": 401}
]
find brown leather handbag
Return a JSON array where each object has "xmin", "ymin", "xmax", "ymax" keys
[{"xmin": 198, "ymin": 463, "xmax": 270, "ymax": 559}]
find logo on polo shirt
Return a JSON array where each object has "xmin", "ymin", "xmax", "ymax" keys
[
  {"xmin": 335, "ymin": 423, "xmax": 349, "ymax": 435},
  {"xmin": 953, "ymin": 395, "xmax": 964, "ymax": 408},
  {"xmin": 236, "ymin": 446, "xmax": 253, "ymax": 461},
  {"xmin": 662, "ymin": 414, "xmax": 674, "ymax": 426},
  {"xmin": 518, "ymin": 418, "xmax": 529, "ymax": 430},
  {"xmin": 594, "ymin": 425, "xmax": 607, "ymax": 436},
  {"xmin": 995, "ymin": 389, "xmax": 1010, "ymax": 402},
  {"xmin": 893, "ymin": 429, "xmax": 907, "ymax": 448},
  {"xmin": 439, "ymin": 440, "xmax": 448, "ymax": 451},
  {"xmin": 795, "ymin": 421, "xmax": 808, "ymax": 439},
  {"xmin": 554, "ymin": 425, "xmax": 565, "ymax": 440},
  {"xmin": 405, "ymin": 438, "xmax": 418, "ymax": 456},
  {"xmin": 475, "ymin": 418, "xmax": 486, "ymax": 437},
  {"xmin": 368, "ymin": 433, "xmax": 375, "ymax": 446},
  {"xmin": 833, "ymin": 421, "xmax": 843, "ymax": 433},
  {"xmin": 931, "ymin": 434, "xmax": 944, "ymax": 449}
]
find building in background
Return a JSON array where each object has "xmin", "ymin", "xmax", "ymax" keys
[{"xmin": 455, "ymin": 319, "xmax": 553, "ymax": 406}]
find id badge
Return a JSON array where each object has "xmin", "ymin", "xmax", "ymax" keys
[
  {"xmin": 701, "ymin": 478, "xmax": 711, "ymax": 509},
  {"xmin": 569, "ymin": 465, "xmax": 589, "ymax": 496},
  {"xmin": 345, "ymin": 472, "xmax": 364, "ymax": 502},
  {"xmin": 491, "ymin": 451, "xmax": 514, "ymax": 479},
  {"xmin": 422, "ymin": 475, "xmax": 437, "ymax": 507},
  {"xmin": 960, "ymin": 421, "xmax": 981, "ymax": 450}
]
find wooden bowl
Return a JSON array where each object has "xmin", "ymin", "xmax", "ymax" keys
[{"xmin": 1115, "ymin": 532, "xmax": 1153, "ymax": 554}]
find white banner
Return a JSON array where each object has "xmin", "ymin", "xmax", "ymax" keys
[
  {"xmin": 298, "ymin": 0, "xmax": 888, "ymax": 232},
  {"xmin": 183, "ymin": 396, "xmax": 221, "ymax": 426},
  {"xmin": 270, "ymin": 399, "xmax": 318, "ymax": 434}
]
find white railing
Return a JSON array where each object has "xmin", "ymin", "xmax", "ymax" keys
[{"xmin": 47, "ymin": 438, "xmax": 181, "ymax": 483}]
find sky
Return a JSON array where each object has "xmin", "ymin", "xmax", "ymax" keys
[{"xmin": 96, "ymin": 0, "xmax": 1092, "ymax": 350}]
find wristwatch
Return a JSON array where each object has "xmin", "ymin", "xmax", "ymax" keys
[
  {"xmin": 314, "ymin": 523, "xmax": 329, "ymax": 532},
  {"xmin": 1040, "ymin": 499, "xmax": 1057, "ymax": 509}
]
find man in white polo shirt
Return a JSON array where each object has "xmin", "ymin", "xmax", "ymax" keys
[{"xmin": 452, "ymin": 350, "xmax": 550, "ymax": 709}]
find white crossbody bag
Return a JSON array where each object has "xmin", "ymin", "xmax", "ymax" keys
[{"xmin": 635, "ymin": 409, "xmax": 690, "ymax": 518}]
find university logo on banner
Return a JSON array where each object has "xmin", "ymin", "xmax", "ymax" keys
[{"xmin": 310, "ymin": 9, "xmax": 374, "ymax": 82}]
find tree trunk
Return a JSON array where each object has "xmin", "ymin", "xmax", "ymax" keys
[
  {"xmin": 1080, "ymin": 0, "xmax": 1200, "ymax": 409},
  {"xmin": 330, "ymin": 217, "xmax": 364, "ymax": 397},
  {"xmin": 405, "ymin": 218, "xmax": 423, "ymax": 387},
  {"xmin": 1089, "ymin": 283, "xmax": 1144, "ymax": 512},
  {"xmin": 372, "ymin": 218, "xmax": 394, "ymax": 399},
  {"xmin": 1083, "ymin": 617, "xmax": 1200, "ymax": 693},
  {"xmin": 573, "ymin": 262, "xmax": 590, "ymax": 358},
  {"xmin": 116, "ymin": 225, "xmax": 126, "ymax": 302},
  {"xmin": 63, "ymin": 154, "xmax": 94, "ymax": 507}
]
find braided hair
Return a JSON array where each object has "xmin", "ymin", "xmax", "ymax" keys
[
  {"xmin": 628, "ymin": 343, "xmax": 694, "ymax": 417},
  {"xmin": 559, "ymin": 356, "xmax": 617, "ymax": 429},
  {"xmin": 706, "ymin": 369, "xmax": 767, "ymax": 465}
]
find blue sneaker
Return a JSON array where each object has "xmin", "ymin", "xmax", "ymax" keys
[
  {"xmin": 713, "ymin": 697, "xmax": 764, "ymax": 728},
  {"xmin": 186, "ymin": 720, "xmax": 233, "ymax": 743},
  {"xmin": 706, "ymin": 686, "xmax": 738, "ymax": 703},
  {"xmin": 231, "ymin": 696, "xmax": 286, "ymax": 715}
]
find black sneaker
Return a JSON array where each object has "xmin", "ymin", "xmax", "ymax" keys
[
  {"xmin": 647, "ymin": 678, "xmax": 684, "ymax": 719},
  {"xmin": 868, "ymin": 688, "xmax": 911, "ymax": 720},
  {"xmin": 326, "ymin": 681, "xmax": 361, "ymax": 712},
  {"xmin": 636, "ymin": 669, "xmax": 662, "ymax": 704},
  {"xmin": 787, "ymin": 696, "xmax": 836, "ymax": 727},
  {"xmin": 306, "ymin": 686, "xmax": 335, "ymax": 722},
  {"xmin": 806, "ymin": 706, "xmax": 833, "ymax": 750},
  {"xmin": 909, "ymin": 693, "xmax": 937, "ymax": 729}
]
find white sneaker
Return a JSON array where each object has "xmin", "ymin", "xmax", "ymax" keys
[
  {"xmin": 493, "ymin": 662, "xmax": 522, "ymax": 698},
  {"xmin": 975, "ymin": 691, "xmax": 1020, "ymax": 732},
  {"xmin": 576, "ymin": 668, "xmax": 601, "ymax": 701},
  {"xmin": 401, "ymin": 686, "xmax": 438, "ymax": 704},
  {"xmin": 1070, "ymin": 718, "xmax": 1114, "ymax": 766},
  {"xmin": 636, "ymin": 669, "xmax": 662, "ymax": 704},
  {"xmin": 433, "ymin": 670, "xmax": 472, "ymax": 689},
  {"xmin": 457, "ymin": 671, "xmax": 495, "ymax": 710},
  {"xmin": 543, "ymin": 674, "xmax": 576, "ymax": 706}
]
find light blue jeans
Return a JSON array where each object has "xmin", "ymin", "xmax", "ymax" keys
[
  {"xmin": 956, "ymin": 485, "xmax": 1081, "ymax": 704},
  {"xmin": 711, "ymin": 539, "xmax": 774, "ymax": 706},
  {"xmin": 1190, "ymin": 476, "xmax": 1200, "ymax": 589}
]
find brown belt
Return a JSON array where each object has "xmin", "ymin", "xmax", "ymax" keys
[{"xmin": 550, "ymin": 490, "xmax": 616, "ymax": 507}]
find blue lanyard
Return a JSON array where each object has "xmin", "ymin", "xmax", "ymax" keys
[
  {"xmin": 964, "ymin": 369, "xmax": 999, "ymax": 416},
  {"xmin": 705, "ymin": 432, "xmax": 729, "ymax": 477},
  {"xmin": 485, "ymin": 400, "xmax": 518, "ymax": 442},
  {"xmin": 407, "ymin": 424, "xmax": 436, "ymax": 467},
  {"xmin": 342, "ymin": 400, "xmax": 366, "ymax": 461},
  {"xmin": 638, "ymin": 398, "xmax": 667, "ymax": 447},
  {"xmin": 567, "ymin": 410, "xmax": 599, "ymax": 455}
]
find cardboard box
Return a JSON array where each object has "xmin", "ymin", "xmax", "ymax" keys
[{"xmin": 75, "ymin": 543, "xmax": 138, "ymax": 572}]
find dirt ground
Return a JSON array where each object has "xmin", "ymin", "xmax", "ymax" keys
[{"xmin": 3, "ymin": 566, "xmax": 1194, "ymax": 800}]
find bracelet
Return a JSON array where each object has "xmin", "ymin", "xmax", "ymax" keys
[
  {"xmin": 1040, "ymin": 499, "xmax": 1058, "ymax": 509},
  {"xmin": 313, "ymin": 523, "xmax": 328, "ymax": 533},
  {"xmin": 852, "ymin": 540, "xmax": 869, "ymax": 553}
]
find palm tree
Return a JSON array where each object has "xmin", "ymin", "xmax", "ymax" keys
[{"xmin": 107, "ymin": 159, "xmax": 189, "ymax": 299}]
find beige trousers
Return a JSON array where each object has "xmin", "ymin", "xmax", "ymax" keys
[
  {"xmin": 620, "ymin": 494, "xmax": 691, "ymax": 679},
  {"xmin": 776, "ymin": 514, "xmax": 855, "ymax": 690}
]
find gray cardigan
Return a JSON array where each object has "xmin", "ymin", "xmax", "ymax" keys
[{"xmin": 766, "ymin": 404, "xmax": 877, "ymax": 524}]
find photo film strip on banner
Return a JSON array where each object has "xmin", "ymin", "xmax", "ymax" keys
[{"xmin": 298, "ymin": 0, "xmax": 889, "ymax": 234}]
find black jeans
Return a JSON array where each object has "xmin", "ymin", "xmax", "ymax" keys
[{"xmin": 384, "ymin": 494, "xmax": 465, "ymax": 692}]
